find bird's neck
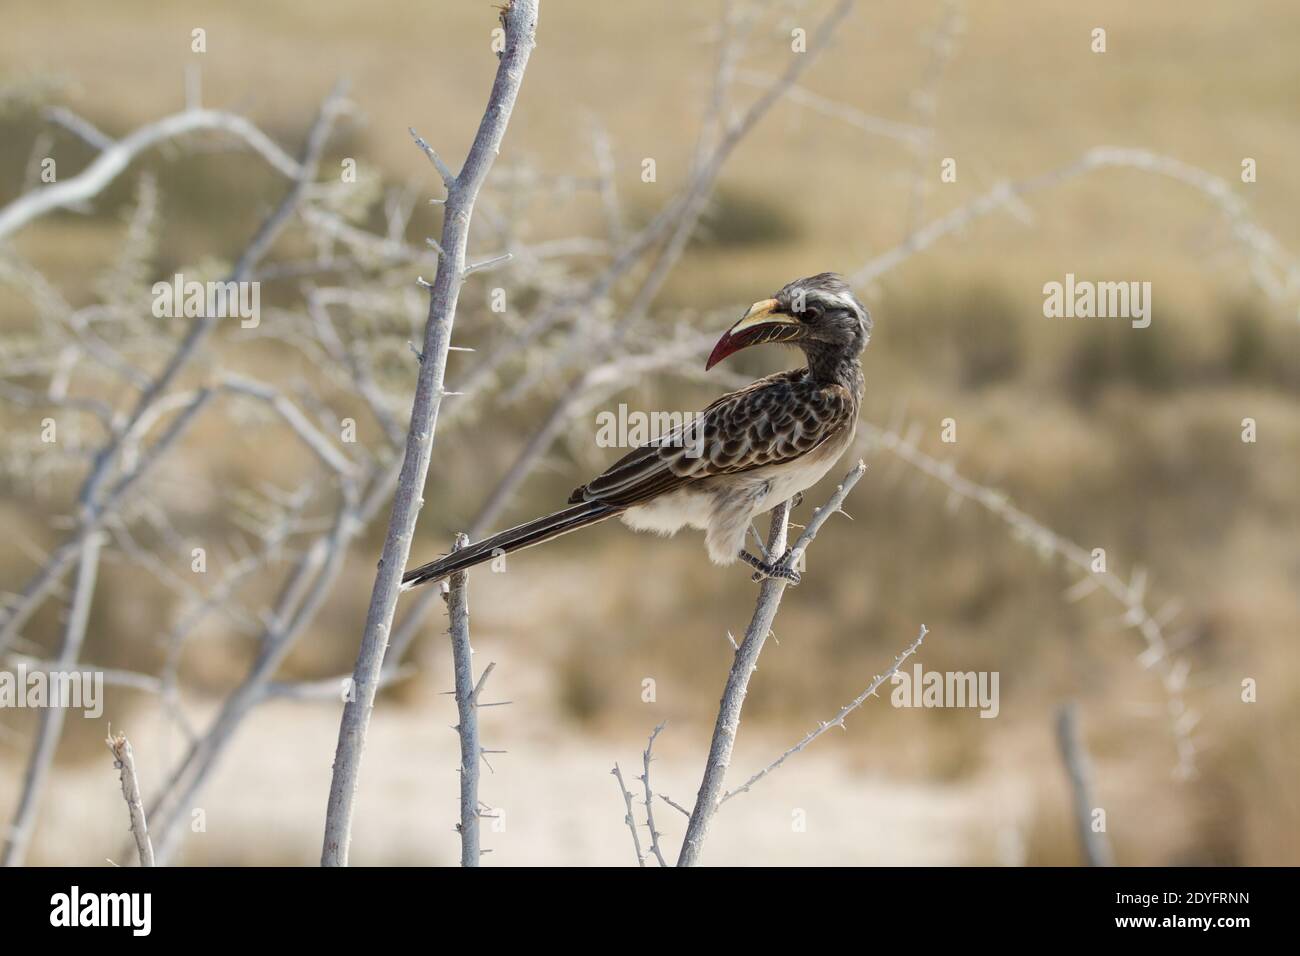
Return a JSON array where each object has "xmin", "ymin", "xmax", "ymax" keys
[{"xmin": 803, "ymin": 343, "xmax": 863, "ymax": 395}]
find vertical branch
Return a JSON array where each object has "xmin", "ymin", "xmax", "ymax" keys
[
  {"xmin": 444, "ymin": 534, "xmax": 480, "ymax": 867},
  {"xmin": 677, "ymin": 462, "xmax": 867, "ymax": 867},
  {"xmin": 640, "ymin": 722, "xmax": 668, "ymax": 867},
  {"xmin": 677, "ymin": 499, "xmax": 792, "ymax": 867},
  {"xmin": 321, "ymin": 0, "xmax": 539, "ymax": 867},
  {"xmin": 106, "ymin": 729, "xmax": 155, "ymax": 867},
  {"xmin": 1055, "ymin": 702, "xmax": 1114, "ymax": 867},
  {"xmin": 610, "ymin": 763, "xmax": 645, "ymax": 866},
  {"xmin": 1, "ymin": 530, "xmax": 104, "ymax": 867},
  {"xmin": 465, "ymin": 0, "xmax": 856, "ymax": 533}
]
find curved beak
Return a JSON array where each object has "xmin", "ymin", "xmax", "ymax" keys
[{"xmin": 705, "ymin": 298, "xmax": 801, "ymax": 370}]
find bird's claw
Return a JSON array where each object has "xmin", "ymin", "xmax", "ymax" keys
[
  {"xmin": 751, "ymin": 564, "xmax": 801, "ymax": 585},
  {"xmin": 745, "ymin": 548, "xmax": 801, "ymax": 585}
]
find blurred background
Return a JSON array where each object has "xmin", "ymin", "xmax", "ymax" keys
[{"xmin": 0, "ymin": 0, "xmax": 1296, "ymax": 865}]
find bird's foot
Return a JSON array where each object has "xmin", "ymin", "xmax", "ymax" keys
[
  {"xmin": 789, "ymin": 491, "xmax": 805, "ymax": 509},
  {"xmin": 739, "ymin": 548, "xmax": 801, "ymax": 586}
]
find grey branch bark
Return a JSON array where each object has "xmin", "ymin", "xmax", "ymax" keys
[
  {"xmin": 677, "ymin": 462, "xmax": 867, "ymax": 867},
  {"xmin": 146, "ymin": 481, "xmax": 362, "ymax": 864},
  {"xmin": 0, "ymin": 108, "xmax": 303, "ymax": 240},
  {"xmin": 611, "ymin": 763, "xmax": 645, "ymax": 866},
  {"xmin": 1, "ymin": 530, "xmax": 103, "ymax": 867},
  {"xmin": 321, "ymin": 0, "xmax": 539, "ymax": 867},
  {"xmin": 858, "ymin": 420, "xmax": 1197, "ymax": 778},
  {"xmin": 640, "ymin": 722, "xmax": 668, "ymax": 866},
  {"xmin": 444, "ymin": 534, "xmax": 481, "ymax": 867},
  {"xmin": 850, "ymin": 146, "xmax": 1297, "ymax": 309},
  {"xmin": 106, "ymin": 729, "xmax": 155, "ymax": 867},
  {"xmin": 721, "ymin": 624, "xmax": 928, "ymax": 803},
  {"xmin": 0, "ymin": 85, "xmax": 345, "ymax": 659},
  {"xmin": 676, "ymin": 499, "xmax": 792, "ymax": 867},
  {"xmin": 466, "ymin": 0, "xmax": 856, "ymax": 534},
  {"xmin": 1056, "ymin": 702, "xmax": 1114, "ymax": 867}
]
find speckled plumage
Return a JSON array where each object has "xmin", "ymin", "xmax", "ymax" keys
[{"xmin": 402, "ymin": 273, "xmax": 871, "ymax": 589}]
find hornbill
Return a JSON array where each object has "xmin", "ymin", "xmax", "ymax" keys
[{"xmin": 401, "ymin": 272, "xmax": 870, "ymax": 589}]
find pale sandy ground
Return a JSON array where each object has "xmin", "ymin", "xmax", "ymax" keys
[{"xmin": 2, "ymin": 685, "xmax": 1036, "ymax": 867}]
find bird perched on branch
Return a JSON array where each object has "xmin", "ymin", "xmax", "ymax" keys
[{"xmin": 402, "ymin": 272, "xmax": 870, "ymax": 589}]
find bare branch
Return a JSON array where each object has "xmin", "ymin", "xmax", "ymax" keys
[
  {"xmin": 1056, "ymin": 702, "xmax": 1115, "ymax": 866},
  {"xmin": 640, "ymin": 722, "xmax": 668, "ymax": 866},
  {"xmin": 43, "ymin": 105, "xmax": 116, "ymax": 152},
  {"xmin": 409, "ymin": 127, "xmax": 457, "ymax": 188},
  {"xmin": 106, "ymin": 729, "xmax": 155, "ymax": 867},
  {"xmin": 721, "ymin": 624, "xmax": 929, "ymax": 804},
  {"xmin": 321, "ymin": 0, "xmax": 539, "ymax": 867},
  {"xmin": 0, "ymin": 107, "xmax": 307, "ymax": 239},
  {"xmin": 0, "ymin": 83, "xmax": 347, "ymax": 658},
  {"xmin": 611, "ymin": 763, "xmax": 645, "ymax": 866},
  {"xmin": 658, "ymin": 792, "xmax": 691, "ymax": 818},
  {"xmin": 676, "ymin": 459, "xmax": 868, "ymax": 865},
  {"xmin": 858, "ymin": 420, "xmax": 1197, "ymax": 778},
  {"xmin": 1, "ymin": 530, "xmax": 104, "ymax": 866},
  {"xmin": 852, "ymin": 147, "xmax": 1298, "ymax": 314},
  {"xmin": 462, "ymin": 252, "xmax": 512, "ymax": 276},
  {"xmin": 444, "ymin": 534, "xmax": 481, "ymax": 867}
]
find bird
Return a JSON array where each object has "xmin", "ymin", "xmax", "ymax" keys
[{"xmin": 401, "ymin": 272, "xmax": 870, "ymax": 590}]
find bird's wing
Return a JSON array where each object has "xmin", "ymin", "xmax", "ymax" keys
[{"xmin": 569, "ymin": 368, "xmax": 856, "ymax": 508}]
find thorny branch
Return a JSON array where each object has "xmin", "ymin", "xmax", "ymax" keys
[
  {"xmin": 676, "ymin": 461, "xmax": 867, "ymax": 867},
  {"xmin": 444, "ymin": 535, "xmax": 483, "ymax": 867},
  {"xmin": 721, "ymin": 625, "xmax": 929, "ymax": 803},
  {"xmin": 321, "ymin": 0, "xmax": 539, "ymax": 867},
  {"xmin": 0, "ymin": 0, "xmax": 1263, "ymax": 868},
  {"xmin": 856, "ymin": 420, "xmax": 1198, "ymax": 778},
  {"xmin": 106, "ymin": 729, "xmax": 155, "ymax": 867},
  {"xmin": 610, "ymin": 763, "xmax": 645, "ymax": 867}
]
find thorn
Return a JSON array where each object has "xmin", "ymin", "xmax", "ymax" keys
[
  {"xmin": 470, "ymin": 662, "xmax": 497, "ymax": 703},
  {"xmin": 463, "ymin": 252, "xmax": 513, "ymax": 276},
  {"xmin": 409, "ymin": 126, "xmax": 456, "ymax": 187}
]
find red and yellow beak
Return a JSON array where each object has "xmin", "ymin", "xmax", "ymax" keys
[{"xmin": 705, "ymin": 298, "xmax": 802, "ymax": 370}]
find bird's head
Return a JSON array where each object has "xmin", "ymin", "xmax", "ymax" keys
[{"xmin": 705, "ymin": 273, "xmax": 871, "ymax": 371}]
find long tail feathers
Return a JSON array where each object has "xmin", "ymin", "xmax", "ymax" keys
[{"xmin": 401, "ymin": 500, "xmax": 622, "ymax": 589}]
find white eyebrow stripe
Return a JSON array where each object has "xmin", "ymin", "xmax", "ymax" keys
[{"xmin": 811, "ymin": 291, "xmax": 858, "ymax": 312}]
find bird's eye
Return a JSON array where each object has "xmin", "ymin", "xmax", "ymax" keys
[{"xmin": 799, "ymin": 302, "xmax": 822, "ymax": 321}]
